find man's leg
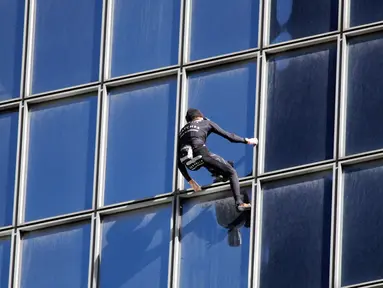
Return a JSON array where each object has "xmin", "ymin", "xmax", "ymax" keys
[{"xmin": 202, "ymin": 153, "xmax": 250, "ymax": 211}]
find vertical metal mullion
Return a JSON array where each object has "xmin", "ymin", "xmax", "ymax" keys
[
  {"xmin": 97, "ymin": 85, "xmax": 109, "ymax": 209},
  {"xmin": 262, "ymin": 0, "xmax": 271, "ymax": 48},
  {"xmin": 334, "ymin": 163, "xmax": 345, "ymax": 288},
  {"xmin": 247, "ymin": 181, "xmax": 257, "ymax": 288},
  {"xmin": 329, "ymin": 163, "xmax": 338, "ymax": 288},
  {"xmin": 343, "ymin": 0, "xmax": 350, "ymax": 30},
  {"xmin": 17, "ymin": 102, "xmax": 31, "ymax": 225},
  {"xmin": 7, "ymin": 231, "xmax": 17, "ymax": 288},
  {"xmin": 24, "ymin": 0, "xmax": 36, "ymax": 97},
  {"xmin": 12, "ymin": 103, "xmax": 24, "ymax": 228},
  {"xmin": 171, "ymin": 194, "xmax": 182, "ymax": 288},
  {"xmin": 333, "ymin": 35, "xmax": 343, "ymax": 162},
  {"xmin": 252, "ymin": 53, "xmax": 261, "ymax": 179},
  {"xmin": 11, "ymin": 230, "xmax": 22, "ymax": 288},
  {"xmin": 257, "ymin": 52, "xmax": 268, "ymax": 175},
  {"xmin": 103, "ymin": 0, "xmax": 114, "ymax": 81},
  {"xmin": 338, "ymin": 34, "xmax": 349, "ymax": 158},
  {"xmin": 167, "ymin": 70, "xmax": 182, "ymax": 288},
  {"xmin": 182, "ymin": 0, "xmax": 192, "ymax": 64},
  {"xmin": 87, "ymin": 215, "xmax": 97, "ymax": 288},
  {"xmin": 91, "ymin": 213, "xmax": 102, "ymax": 288},
  {"xmin": 252, "ymin": 179, "xmax": 264, "ymax": 288},
  {"xmin": 99, "ymin": 0, "xmax": 108, "ymax": 83},
  {"xmin": 177, "ymin": 0, "xmax": 187, "ymax": 67},
  {"xmin": 20, "ymin": 0, "xmax": 31, "ymax": 99},
  {"xmin": 171, "ymin": 68, "xmax": 189, "ymax": 288}
]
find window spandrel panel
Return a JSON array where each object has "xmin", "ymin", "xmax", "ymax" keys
[
  {"xmin": 32, "ymin": 0, "xmax": 102, "ymax": 94},
  {"xmin": 0, "ymin": 0, "xmax": 25, "ymax": 101},
  {"xmin": 105, "ymin": 77, "xmax": 177, "ymax": 205},
  {"xmin": 342, "ymin": 160, "xmax": 383, "ymax": 286},
  {"xmin": 99, "ymin": 205, "xmax": 171, "ymax": 288},
  {"xmin": 0, "ymin": 238, "xmax": 11, "ymax": 288},
  {"xmin": 20, "ymin": 223, "xmax": 91, "ymax": 288},
  {"xmin": 350, "ymin": 0, "xmax": 383, "ymax": 27},
  {"xmin": 0, "ymin": 110, "xmax": 18, "ymax": 227},
  {"xmin": 261, "ymin": 172, "xmax": 332, "ymax": 288},
  {"xmin": 180, "ymin": 188, "xmax": 252, "ymax": 288},
  {"xmin": 189, "ymin": 0, "xmax": 259, "ymax": 61},
  {"xmin": 185, "ymin": 62, "xmax": 256, "ymax": 188},
  {"xmin": 269, "ymin": 0, "xmax": 338, "ymax": 44},
  {"xmin": 264, "ymin": 43, "xmax": 337, "ymax": 172},
  {"xmin": 25, "ymin": 95, "xmax": 97, "ymax": 221},
  {"xmin": 110, "ymin": 0, "xmax": 180, "ymax": 77},
  {"xmin": 345, "ymin": 33, "xmax": 383, "ymax": 155}
]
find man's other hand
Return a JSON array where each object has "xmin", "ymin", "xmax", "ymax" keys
[{"xmin": 189, "ymin": 179, "xmax": 202, "ymax": 192}]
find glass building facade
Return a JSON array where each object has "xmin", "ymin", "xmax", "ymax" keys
[{"xmin": 0, "ymin": 0, "xmax": 383, "ymax": 287}]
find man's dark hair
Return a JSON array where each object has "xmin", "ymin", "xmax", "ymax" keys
[{"xmin": 185, "ymin": 108, "xmax": 204, "ymax": 122}]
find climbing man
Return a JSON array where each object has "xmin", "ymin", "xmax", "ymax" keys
[{"xmin": 177, "ymin": 108, "xmax": 258, "ymax": 212}]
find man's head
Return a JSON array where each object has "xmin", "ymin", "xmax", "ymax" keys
[{"xmin": 185, "ymin": 108, "xmax": 204, "ymax": 122}]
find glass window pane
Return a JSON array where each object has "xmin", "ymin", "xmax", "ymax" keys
[
  {"xmin": 0, "ymin": 0, "xmax": 25, "ymax": 101},
  {"xmin": 269, "ymin": 0, "xmax": 338, "ymax": 44},
  {"xmin": 25, "ymin": 95, "xmax": 97, "ymax": 221},
  {"xmin": 261, "ymin": 172, "xmax": 332, "ymax": 288},
  {"xmin": 350, "ymin": 0, "xmax": 383, "ymax": 27},
  {"xmin": 20, "ymin": 223, "xmax": 91, "ymax": 288},
  {"xmin": 32, "ymin": 0, "xmax": 102, "ymax": 94},
  {"xmin": 99, "ymin": 205, "xmax": 171, "ymax": 288},
  {"xmin": 180, "ymin": 187, "xmax": 252, "ymax": 288},
  {"xmin": 105, "ymin": 78, "xmax": 177, "ymax": 205},
  {"xmin": 0, "ymin": 238, "xmax": 11, "ymax": 288},
  {"xmin": 264, "ymin": 43, "xmax": 337, "ymax": 172},
  {"xmin": 189, "ymin": 0, "xmax": 259, "ymax": 61},
  {"xmin": 345, "ymin": 33, "xmax": 383, "ymax": 155},
  {"xmin": 110, "ymin": 0, "xmax": 180, "ymax": 77},
  {"xmin": 186, "ymin": 62, "xmax": 256, "ymax": 187},
  {"xmin": 342, "ymin": 160, "xmax": 383, "ymax": 286},
  {"xmin": 0, "ymin": 111, "xmax": 18, "ymax": 227}
]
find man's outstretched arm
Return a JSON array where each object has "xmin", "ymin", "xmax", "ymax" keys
[{"xmin": 210, "ymin": 120, "xmax": 258, "ymax": 145}]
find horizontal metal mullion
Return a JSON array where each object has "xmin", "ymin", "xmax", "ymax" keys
[
  {"xmin": 25, "ymin": 81, "xmax": 100, "ymax": 100},
  {"xmin": 342, "ymin": 278, "xmax": 383, "ymax": 288},
  {"xmin": 17, "ymin": 211, "xmax": 93, "ymax": 232},
  {"xmin": 184, "ymin": 48, "xmax": 259, "ymax": 71},
  {"xmin": 98, "ymin": 194, "xmax": 174, "ymax": 216},
  {"xmin": 339, "ymin": 151, "xmax": 383, "ymax": 166},
  {"xmin": 0, "ymin": 99, "xmax": 22, "ymax": 109},
  {"xmin": 344, "ymin": 21, "xmax": 383, "ymax": 37},
  {"xmin": 104, "ymin": 67, "xmax": 179, "ymax": 87},
  {"xmin": 259, "ymin": 159, "xmax": 335, "ymax": 179},
  {"xmin": 258, "ymin": 163, "xmax": 335, "ymax": 183},
  {"xmin": 25, "ymin": 85, "xmax": 100, "ymax": 104},
  {"xmin": 0, "ymin": 229, "xmax": 13, "ymax": 238},
  {"xmin": 179, "ymin": 179, "xmax": 254, "ymax": 199},
  {"xmin": 264, "ymin": 34, "xmax": 339, "ymax": 55}
]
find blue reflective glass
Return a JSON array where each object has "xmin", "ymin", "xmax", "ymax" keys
[
  {"xmin": 25, "ymin": 95, "xmax": 97, "ymax": 221},
  {"xmin": 346, "ymin": 33, "xmax": 383, "ymax": 155},
  {"xmin": 100, "ymin": 205, "xmax": 171, "ymax": 288},
  {"xmin": 0, "ymin": 111, "xmax": 18, "ymax": 227},
  {"xmin": 265, "ymin": 44, "xmax": 336, "ymax": 172},
  {"xmin": 0, "ymin": 238, "xmax": 11, "ymax": 288},
  {"xmin": 189, "ymin": 0, "xmax": 259, "ymax": 61},
  {"xmin": 180, "ymin": 188, "xmax": 252, "ymax": 288},
  {"xmin": 0, "ymin": 0, "xmax": 24, "ymax": 101},
  {"xmin": 261, "ymin": 172, "xmax": 332, "ymax": 288},
  {"xmin": 21, "ymin": 223, "xmax": 91, "ymax": 288},
  {"xmin": 269, "ymin": 0, "xmax": 338, "ymax": 44},
  {"xmin": 342, "ymin": 160, "xmax": 383, "ymax": 286},
  {"xmin": 111, "ymin": 0, "xmax": 180, "ymax": 77},
  {"xmin": 105, "ymin": 78, "xmax": 177, "ymax": 205},
  {"xmin": 186, "ymin": 62, "xmax": 257, "ymax": 187},
  {"xmin": 32, "ymin": 0, "xmax": 102, "ymax": 94},
  {"xmin": 350, "ymin": 0, "xmax": 383, "ymax": 27}
]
